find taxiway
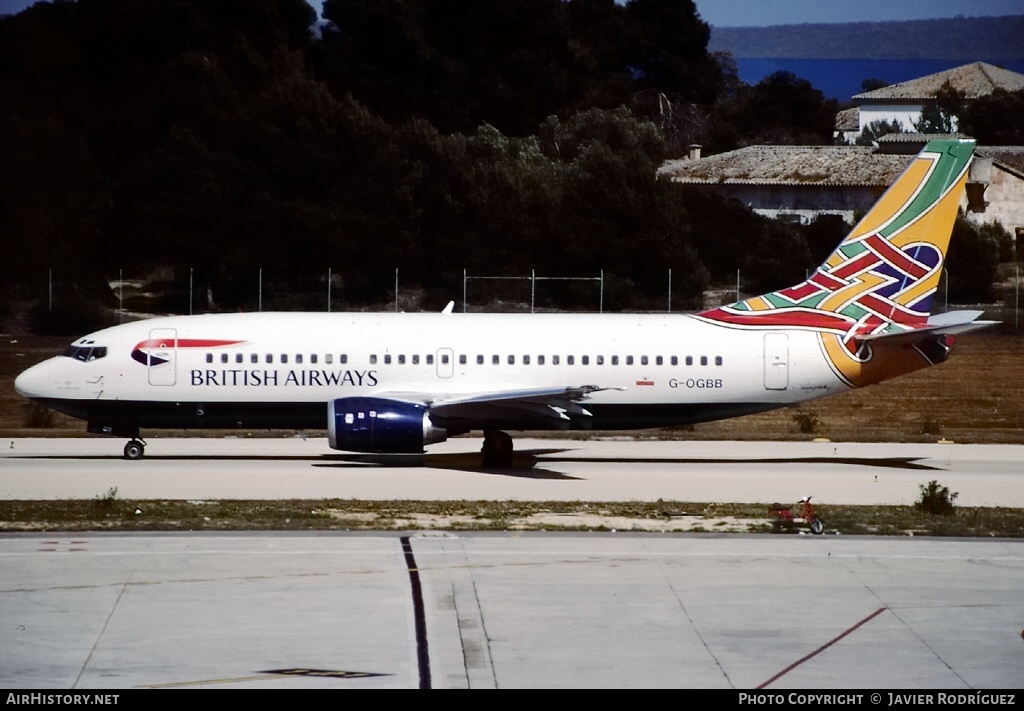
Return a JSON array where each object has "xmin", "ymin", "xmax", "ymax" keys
[{"xmin": 1, "ymin": 437, "xmax": 1021, "ymax": 506}]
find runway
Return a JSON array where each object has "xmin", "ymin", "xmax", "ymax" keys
[
  {"xmin": 1, "ymin": 436, "xmax": 1022, "ymax": 506},
  {"xmin": 0, "ymin": 531, "xmax": 1021, "ymax": 689}
]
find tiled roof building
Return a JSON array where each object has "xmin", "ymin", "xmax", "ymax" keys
[
  {"xmin": 659, "ymin": 141, "xmax": 1024, "ymax": 238},
  {"xmin": 843, "ymin": 62, "xmax": 1024, "ymax": 139},
  {"xmin": 854, "ymin": 62, "xmax": 1024, "ymax": 102}
]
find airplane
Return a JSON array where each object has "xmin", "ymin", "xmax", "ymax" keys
[{"xmin": 15, "ymin": 139, "xmax": 993, "ymax": 464}]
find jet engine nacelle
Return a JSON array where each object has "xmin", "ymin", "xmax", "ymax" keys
[{"xmin": 328, "ymin": 397, "xmax": 447, "ymax": 453}]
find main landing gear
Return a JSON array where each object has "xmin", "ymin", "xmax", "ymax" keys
[
  {"xmin": 123, "ymin": 439, "xmax": 146, "ymax": 460},
  {"xmin": 481, "ymin": 430, "xmax": 514, "ymax": 468}
]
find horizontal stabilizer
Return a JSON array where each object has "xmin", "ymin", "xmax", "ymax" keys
[{"xmin": 854, "ymin": 311, "xmax": 997, "ymax": 347}]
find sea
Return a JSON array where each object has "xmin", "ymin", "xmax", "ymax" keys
[{"xmin": 734, "ymin": 58, "xmax": 1024, "ymax": 102}]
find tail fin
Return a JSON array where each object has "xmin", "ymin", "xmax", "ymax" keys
[{"xmin": 697, "ymin": 139, "xmax": 982, "ymax": 386}]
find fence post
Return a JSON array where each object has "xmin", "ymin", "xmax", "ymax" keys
[
  {"xmin": 531, "ymin": 269, "xmax": 535, "ymax": 313},
  {"xmin": 668, "ymin": 268, "xmax": 672, "ymax": 312}
]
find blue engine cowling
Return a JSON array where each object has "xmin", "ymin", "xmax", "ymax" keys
[{"xmin": 328, "ymin": 397, "xmax": 447, "ymax": 453}]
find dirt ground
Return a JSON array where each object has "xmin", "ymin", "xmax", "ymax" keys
[{"xmin": 2, "ymin": 330, "xmax": 1023, "ymax": 443}]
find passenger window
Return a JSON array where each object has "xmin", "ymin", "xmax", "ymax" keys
[
  {"xmin": 493, "ymin": 355, "xmax": 500, "ymax": 365},
  {"xmin": 655, "ymin": 356, "xmax": 662, "ymax": 366},
  {"xmin": 626, "ymin": 356, "xmax": 633, "ymax": 365},
  {"xmin": 553, "ymin": 355, "xmax": 560, "ymax": 365},
  {"xmin": 398, "ymin": 355, "xmax": 406, "ymax": 364},
  {"xmin": 508, "ymin": 355, "xmax": 515, "ymax": 365},
  {"xmin": 325, "ymin": 354, "xmax": 333, "ymax": 364},
  {"xmin": 441, "ymin": 354, "xmax": 450, "ymax": 364},
  {"xmin": 670, "ymin": 356, "xmax": 677, "ymax": 366},
  {"xmin": 582, "ymin": 356, "xmax": 589, "ymax": 365},
  {"xmin": 296, "ymin": 354, "xmax": 303, "ymax": 364},
  {"xmin": 236, "ymin": 353, "xmax": 243, "ymax": 363},
  {"xmin": 266, "ymin": 354, "xmax": 273, "ymax": 364},
  {"xmin": 523, "ymin": 355, "xmax": 530, "ymax": 365},
  {"xmin": 611, "ymin": 356, "xmax": 619, "ymax": 365},
  {"xmin": 384, "ymin": 354, "xmax": 392, "ymax": 364},
  {"xmin": 700, "ymin": 356, "xmax": 708, "ymax": 366},
  {"xmin": 340, "ymin": 354, "xmax": 348, "ymax": 364},
  {"xmin": 281, "ymin": 354, "xmax": 288, "ymax": 364},
  {"xmin": 427, "ymin": 354, "xmax": 434, "ymax": 365},
  {"xmin": 685, "ymin": 356, "xmax": 693, "ymax": 366},
  {"xmin": 311, "ymin": 354, "xmax": 318, "ymax": 364},
  {"xmin": 459, "ymin": 354, "xmax": 467, "ymax": 365},
  {"xmin": 250, "ymin": 353, "xmax": 258, "ymax": 364},
  {"xmin": 412, "ymin": 355, "xmax": 420, "ymax": 365},
  {"xmin": 641, "ymin": 356, "xmax": 649, "ymax": 366},
  {"xmin": 537, "ymin": 355, "xmax": 545, "ymax": 365},
  {"xmin": 715, "ymin": 356, "xmax": 723, "ymax": 366},
  {"xmin": 568, "ymin": 355, "xmax": 575, "ymax": 365},
  {"xmin": 477, "ymin": 355, "xmax": 484, "ymax": 365},
  {"xmin": 206, "ymin": 354, "xmax": 213, "ymax": 364},
  {"xmin": 370, "ymin": 354, "xmax": 377, "ymax": 364},
  {"xmin": 597, "ymin": 355, "xmax": 604, "ymax": 365},
  {"xmin": 221, "ymin": 353, "xmax": 229, "ymax": 364}
]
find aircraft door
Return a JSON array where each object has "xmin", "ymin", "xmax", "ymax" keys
[
  {"xmin": 763, "ymin": 333, "xmax": 789, "ymax": 390},
  {"xmin": 436, "ymin": 347, "xmax": 454, "ymax": 379},
  {"xmin": 147, "ymin": 328, "xmax": 177, "ymax": 386}
]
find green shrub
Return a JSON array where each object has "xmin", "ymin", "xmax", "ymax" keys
[{"xmin": 916, "ymin": 480, "xmax": 958, "ymax": 516}]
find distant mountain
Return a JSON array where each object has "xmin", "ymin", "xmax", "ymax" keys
[{"xmin": 709, "ymin": 15, "xmax": 1024, "ymax": 60}]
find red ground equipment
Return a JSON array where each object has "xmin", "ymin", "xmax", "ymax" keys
[{"xmin": 770, "ymin": 496, "xmax": 825, "ymax": 534}]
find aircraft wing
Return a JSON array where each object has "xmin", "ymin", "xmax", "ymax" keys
[
  {"xmin": 853, "ymin": 311, "xmax": 997, "ymax": 348},
  {"xmin": 383, "ymin": 385, "xmax": 624, "ymax": 422}
]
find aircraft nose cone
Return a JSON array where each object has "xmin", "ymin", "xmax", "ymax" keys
[{"xmin": 14, "ymin": 361, "xmax": 52, "ymax": 400}]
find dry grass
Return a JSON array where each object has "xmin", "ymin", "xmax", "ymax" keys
[{"xmin": 1, "ymin": 497, "xmax": 1022, "ymax": 536}]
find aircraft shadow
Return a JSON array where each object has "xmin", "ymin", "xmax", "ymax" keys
[
  {"xmin": 533, "ymin": 455, "xmax": 943, "ymax": 471},
  {"xmin": 314, "ymin": 448, "xmax": 580, "ymax": 480},
  {"xmin": 16, "ymin": 449, "xmax": 940, "ymax": 473}
]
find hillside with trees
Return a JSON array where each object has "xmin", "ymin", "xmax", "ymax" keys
[{"xmin": 709, "ymin": 15, "xmax": 1024, "ymax": 60}]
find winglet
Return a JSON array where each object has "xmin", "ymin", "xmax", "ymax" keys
[{"xmin": 441, "ymin": 301, "xmax": 455, "ymax": 314}]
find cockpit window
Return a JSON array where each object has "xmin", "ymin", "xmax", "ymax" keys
[{"xmin": 61, "ymin": 345, "xmax": 107, "ymax": 362}]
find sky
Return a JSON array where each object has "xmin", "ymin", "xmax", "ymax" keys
[
  {"xmin": 2, "ymin": 0, "xmax": 1022, "ymax": 23},
  {"xmin": 693, "ymin": 0, "xmax": 1024, "ymax": 27}
]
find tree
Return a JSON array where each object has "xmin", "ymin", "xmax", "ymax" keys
[
  {"xmin": 860, "ymin": 78, "xmax": 888, "ymax": 92},
  {"xmin": 855, "ymin": 119, "xmax": 903, "ymax": 146},
  {"xmin": 914, "ymin": 80, "xmax": 964, "ymax": 134},
  {"xmin": 945, "ymin": 216, "xmax": 1002, "ymax": 303},
  {"xmin": 727, "ymin": 71, "xmax": 840, "ymax": 146},
  {"xmin": 961, "ymin": 88, "xmax": 1024, "ymax": 145}
]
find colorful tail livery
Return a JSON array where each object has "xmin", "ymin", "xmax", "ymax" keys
[{"xmin": 696, "ymin": 139, "xmax": 992, "ymax": 387}]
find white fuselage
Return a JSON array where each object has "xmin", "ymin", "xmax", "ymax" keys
[{"xmin": 15, "ymin": 311, "xmax": 848, "ymax": 436}]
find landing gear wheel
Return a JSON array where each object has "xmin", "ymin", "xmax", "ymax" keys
[
  {"xmin": 481, "ymin": 430, "xmax": 514, "ymax": 468},
  {"xmin": 123, "ymin": 440, "xmax": 145, "ymax": 460},
  {"xmin": 810, "ymin": 518, "xmax": 824, "ymax": 535}
]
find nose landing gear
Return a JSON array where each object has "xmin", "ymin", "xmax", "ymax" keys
[{"xmin": 123, "ymin": 439, "xmax": 146, "ymax": 460}]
